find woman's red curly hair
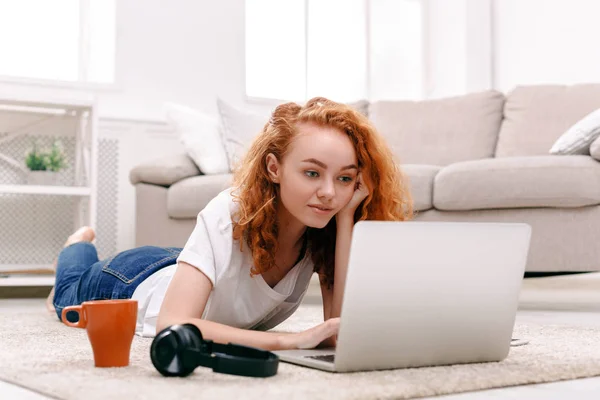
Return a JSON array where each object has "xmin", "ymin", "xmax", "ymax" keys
[{"xmin": 231, "ymin": 97, "xmax": 413, "ymax": 288}]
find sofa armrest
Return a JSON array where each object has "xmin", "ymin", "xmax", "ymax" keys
[
  {"xmin": 129, "ymin": 153, "xmax": 201, "ymax": 187},
  {"xmin": 591, "ymin": 136, "xmax": 600, "ymax": 161}
]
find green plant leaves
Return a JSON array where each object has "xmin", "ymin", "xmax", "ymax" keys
[{"xmin": 25, "ymin": 141, "xmax": 68, "ymax": 172}]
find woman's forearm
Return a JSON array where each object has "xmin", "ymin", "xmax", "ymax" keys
[
  {"xmin": 331, "ymin": 215, "xmax": 354, "ymax": 319},
  {"xmin": 158, "ymin": 317, "xmax": 292, "ymax": 351}
]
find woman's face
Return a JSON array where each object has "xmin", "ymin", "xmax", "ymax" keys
[{"xmin": 266, "ymin": 122, "xmax": 358, "ymax": 229}]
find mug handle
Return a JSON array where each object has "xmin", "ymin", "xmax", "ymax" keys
[{"xmin": 61, "ymin": 305, "xmax": 87, "ymax": 328}]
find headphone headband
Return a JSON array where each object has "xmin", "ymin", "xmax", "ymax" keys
[{"xmin": 151, "ymin": 324, "xmax": 279, "ymax": 378}]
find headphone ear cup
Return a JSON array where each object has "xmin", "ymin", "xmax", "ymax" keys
[
  {"xmin": 151, "ymin": 324, "xmax": 199, "ymax": 377},
  {"xmin": 181, "ymin": 323, "xmax": 204, "ymax": 347}
]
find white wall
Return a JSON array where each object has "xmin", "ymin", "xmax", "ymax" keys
[
  {"xmin": 417, "ymin": 0, "xmax": 600, "ymax": 98},
  {"xmin": 99, "ymin": 0, "xmax": 254, "ymax": 121},
  {"xmin": 425, "ymin": 0, "xmax": 492, "ymax": 99},
  {"xmin": 3, "ymin": 1, "xmax": 600, "ymax": 119},
  {"xmin": 426, "ymin": 0, "xmax": 468, "ymax": 98},
  {"xmin": 369, "ymin": 0, "xmax": 424, "ymax": 100},
  {"xmin": 493, "ymin": 0, "xmax": 600, "ymax": 92}
]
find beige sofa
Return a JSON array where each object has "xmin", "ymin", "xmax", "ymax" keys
[{"xmin": 130, "ymin": 84, "xmax": 600, "ymax": 273}]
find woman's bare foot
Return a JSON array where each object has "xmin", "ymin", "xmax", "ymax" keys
[
  {"xmin": 64, "ymin": 226, "xmax": 96, "ymax": 247},
  {"xmin": 46, "ymin": 227, "xmax": 96, "ymax": 315}
]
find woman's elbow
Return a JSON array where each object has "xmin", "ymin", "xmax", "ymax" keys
[
  {"xmin": 155, "ymin": 316, "xmax": 170, "ymax": 334},
  {"xmin": 156, "ymin": 312, "xmax": 183, "ymax": 333}
]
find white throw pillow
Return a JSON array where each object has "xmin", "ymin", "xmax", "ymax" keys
[
  {"xmin": 550, "ymin": 108, "xmax": 600, "ymax": 155},
  {"xmin": 163, "ymin": 102, "xmax": 230, "ymax": 174},
  {"xmin": 217, "ymin": 98, "xmax": 269, "ymax": 171}
]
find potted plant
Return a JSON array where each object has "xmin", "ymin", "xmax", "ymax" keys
[{"xmin": 25, "ymin": 140, "xmax": 68, "ymax": 185}]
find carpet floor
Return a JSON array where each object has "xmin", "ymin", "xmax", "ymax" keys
[{"xmin": 1, "ymin": 305, "xmax": 600, "ymax": 400}]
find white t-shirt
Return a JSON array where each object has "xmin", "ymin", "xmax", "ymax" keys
[{"xmin": 131, "ymin": 189, "xmax": 315, "ymax": 337}]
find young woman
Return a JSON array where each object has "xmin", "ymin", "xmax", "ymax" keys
[{"xmin": 47, "ymin": 97, "xmax": 413, "ymax": 351}]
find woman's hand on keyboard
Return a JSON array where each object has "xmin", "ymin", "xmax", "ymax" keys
[{"xmin": 280, "ymin": 317, "xmax": 340, "ymax": 350}]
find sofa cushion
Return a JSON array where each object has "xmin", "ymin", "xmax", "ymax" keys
[
  {"xmin": 401, "ymin": 164, "xmax": 441, "ymax": 211},
  {"xmin": 168, "ymin": 174, "xmax": 233, "ymax": 219},
  {"xmin": 129, "ymin": 154, "xmax": 200, "ymax": 187},
  {"xmin": 496, "ymin": 84, "xmax": 600, "ymax": 157},
  {"xmin": 369, "ymin": 90, "xmax": 505, "ymax": 165},
  {"xmin": 167, "ymin": 164, "xmax": 439, "ymax": 218},
  {"xmin": 434, "ymin": 155, "xmax": 600, "ymax": 211}
]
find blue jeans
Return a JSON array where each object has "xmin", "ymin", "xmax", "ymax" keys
[{"xmin": 53, "ymin": 243, "xmax": 182, "ymax": 322}]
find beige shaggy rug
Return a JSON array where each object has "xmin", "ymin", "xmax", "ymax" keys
[{"xmin": 2, "ymin": 305, "xmax": 600, "ymax": 400}]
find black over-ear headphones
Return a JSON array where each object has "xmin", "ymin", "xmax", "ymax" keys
[{"xmin": 150, "ymin": 324, "xmax": 279, "ymax": 378}]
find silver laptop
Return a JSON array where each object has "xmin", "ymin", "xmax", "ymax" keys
[{"xmin": 275, "ymin": 221, "xmax": 532, "ymax": 372}]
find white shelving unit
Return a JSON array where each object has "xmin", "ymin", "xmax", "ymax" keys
[
  {"xmin": 0, "ymin": 275, "xmax": 55, "ymax": 287},
  {"xmin": 0, "ymin": 184, "xmax": 91, "ymax": 196},
  {"xmin": 0, "ymin": 95, "xmax": 98, "ymax": 287}
]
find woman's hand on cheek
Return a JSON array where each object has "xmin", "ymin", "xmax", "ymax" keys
[{"xmin": 338, "ymin": 172, "xmax": 370, "ymax": 220}]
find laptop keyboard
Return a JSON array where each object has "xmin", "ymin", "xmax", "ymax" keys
[{"xmin": 306, "ymin": 354, "xmax": 335, "ymax": 363}]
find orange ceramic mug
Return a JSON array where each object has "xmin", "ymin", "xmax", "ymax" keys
[{"xmin": 62, "ymin": 299, "xmax": 138, "ymax": 367}]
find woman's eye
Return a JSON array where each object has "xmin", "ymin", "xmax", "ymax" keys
[
  {"xmin": 305, "ymin": 171, "xmax": 319, "ymax": 178},
  {"xmin": 339, "ymin": 176, "xmax": 354, "ymax": 183}
]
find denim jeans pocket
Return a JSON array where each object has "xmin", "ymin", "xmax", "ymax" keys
[{"xmin": 101, "ymin": 246, "xmax": 181, "ymax": 285}]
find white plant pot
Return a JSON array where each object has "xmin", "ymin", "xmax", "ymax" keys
[{"xmin": 27, "ymin": 171, "xmax": 59, "ymax": 186}]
